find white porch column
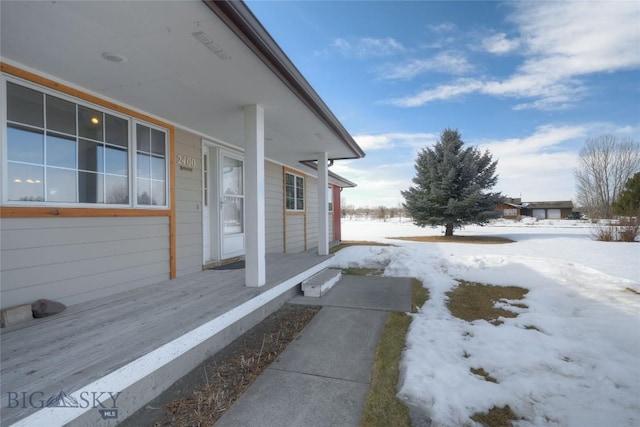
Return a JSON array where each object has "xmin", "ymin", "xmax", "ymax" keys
[
  {"xmin": 244, "ymin": 104, "xmax": 266, "ymax": 287},
  {"xmin": 317, "ymin": 152, "xmax": 329, "ymax": 256}
]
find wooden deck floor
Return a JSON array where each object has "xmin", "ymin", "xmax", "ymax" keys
[{"xmin": 0, "ymin": 250, "xmax": 331, "ymax": 426}]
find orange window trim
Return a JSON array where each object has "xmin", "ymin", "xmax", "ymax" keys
[{"xmin": 1, "ymin": 63, "xmax": 177, "ymax": 279}]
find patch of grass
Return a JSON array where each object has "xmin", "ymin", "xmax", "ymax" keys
[
  {"xmin": 387, "ymin": 235, "xmax": 514, "ymax": 244},
  {"xmin": 360, "ymin": 278, "xmax": 429, "ymax": 426},
  {"xmin": 360, "ymin": 312, "xmax": 412, "ymax": 427},
  {"xmin": 411, "ymin": 279, "xmax": 429, "ymax": 313},
  {"xmin": 524, "ymin": 325, "xmax": 542, "ymax": 332},
  {"xmin": 342, "ymin": 267, "xmax": 385, "ymax": 276},
  {"xmin": 471, "ymin": 367, "xmax": 498, "ymax": 383},
  {"xmin": 509, "ymin": 302, "xmax": 529, "ymax": 309},
  {"xmin": 471, "ymin": 405, "xmax": 519, "ymax": 427},
  {"xmin": 330, "ymin": 241, "xmax": 393, "ymax": 254},
  {"xmin": 626, "ymin": 287, "xmax": 640, "ymax": 296},
  {"xmin": 447, "ymin": 280, "xmax": 528, "ymax": 325}
]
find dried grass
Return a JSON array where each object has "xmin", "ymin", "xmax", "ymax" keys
[{"xmin": 446, "ymin": 280, "xmax": 529, "ymax": 325}]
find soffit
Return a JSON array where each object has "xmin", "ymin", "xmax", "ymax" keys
[{"xmin": 0, "ymin": 0, "xmax": 360, "ymax": 167}]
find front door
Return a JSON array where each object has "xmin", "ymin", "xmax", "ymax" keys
[{"xmin": 220, "ymin": 151, "xmax": 245, "ymax": 259}]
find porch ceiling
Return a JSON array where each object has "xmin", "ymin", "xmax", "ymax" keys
[{"xmin": 0, "ymin": 1, "xmax": 363, "ymax": 168}]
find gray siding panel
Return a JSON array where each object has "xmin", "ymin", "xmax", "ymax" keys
[
  {"xmin": 0, "ymin": 217, "xmax": 169, "ymax": 309},
  {"xmin": 174, "ymin": 128, "xmax": 203, "ymax": 276},
  {"xmin": 306, "ymin": 177, "xmax": 318, "ymax": 250},
  {"xmin": 285, "ymin": 215, "xmax": 305, "ymax": 253},
  {"xmin": 265, "ymin": 161, "xmax": 284, "ymax": 253}
]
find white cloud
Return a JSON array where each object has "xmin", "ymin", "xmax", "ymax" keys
[
  {"xmin": 378, "ymin": 51, "xmax": 474, "ymax": 79},
  {"xmin": 331, "ymin": 37, "xmax": 404, "ymax": 59},
  {"xmin": 475, "ymin": 125, "xmax": 591, "ymax": 200},
  {"xmin": 429, "ymin": 22, "xmax": 457, "ymax": 33},
  {"xmin": 387, "ymin": 1, "xmax": 640, "ymax": 110},
  {"xmin": 353, "ymin": 132, "xmax": 437, "ymax": 150},
  {"xmin": 353, "ymin": 134, "xmax": 394, "ymax": 150},
  {"xmin": 481, "ymin": 32, "xmax": 520, "ymax": 54},
  {"xmin": 388, "ymin": 78, "xmax": 483, "ymax": 106}
]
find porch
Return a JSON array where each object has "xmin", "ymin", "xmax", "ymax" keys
[{"xmin": 0, "ymin": 250, "xmax": 333, "ymax": 426}]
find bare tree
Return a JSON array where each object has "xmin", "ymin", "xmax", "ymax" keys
[{"xmin": 575, "ymin": 135, "xmax": 640, "ymax": 219}]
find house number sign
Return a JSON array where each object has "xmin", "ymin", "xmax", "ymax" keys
[{"xmin": 177, "ymin": 154, "xmax": 197, "ymax": 171}]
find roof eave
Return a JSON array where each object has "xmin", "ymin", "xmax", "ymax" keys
[{"xmin": 203, "ymin": 0, "xmax": 365, "ymax": 160}]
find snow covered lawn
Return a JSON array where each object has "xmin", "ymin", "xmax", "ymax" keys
[{"xmin": 332, "ymin": 218, "xmax": 640, "ymax": 427}]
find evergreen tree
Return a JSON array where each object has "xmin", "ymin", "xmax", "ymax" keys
[
  {"xmin": 402, "ymin": 128, "xmax": 503, "ymax": 236},
  {"xmin": 613, "ymin": 172, "xmax": 640, "ymax": 216}
]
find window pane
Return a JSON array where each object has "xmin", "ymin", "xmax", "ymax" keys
[
  {"xmin": 296, "ymin": 186, "xmax": 304, "ymax": 208},
  {"xmin": 105, "ymin": 114, "xmax": 128, "ymax": 148},
  {"xmin": 223, "ymin": 157, "xmax": 242, "ymax": 195},
  {"xmin": 46, "ymin": 95, "xmax": 76, "ymax": 135},
  {"xmin": 7, "ymin": 125, "xmax": 44, "ymax": 164},
  {"xmin": 46, "ymin": 167, "xmax": 76, "ymax": 202},
  {"xmin": 151, "ymin": 180, "xmax": 166, "ymax": 206},
  {"xmin": 47, "ymin": 133, "xmax": 76, "ymax": 169},
  {"xmin": 223, "ymin": 196, "xmax": 243, "ymax": 234},
  {"xmin": 286, "ymin": 197, "xmax": 295, "ymax": 210},
  {"xmin": 105, "ymin": 146, "xmax": 128, "ymax": 176},
  {"xmin": 151, "ymin": 129, "xmax": 165, "ymax": 155},
  {"xmin": 78, "ymin": 106, "xmax": 103, "ymax": 141},
  {"xmin": 8, "ymin": 163, "xmax": 44, "ymax": 201},
  {"xmin": 79, "ymin": 171, "xmax": 104, "ymax": 203},
  {"xmin": 106, "ymin": 175, "xmax": 129, "ymax": 204},
  {"xmin": 137, "ymin": 153, "xmax": 150, "ymax": 179},
  {"xmin": 7, "ymin": 82, "xmax": 44, "ymax": 127},
  {"xmin": 296, "ymin": 176, "xmax": 304, "ymax": 190},
  {"xmin": 137, "ymin": 124, "xmax": 151, "ymax": 152},
  {"xmin": 137, "ymin": 178, "xmax": 151, "ymax": 205},
  {"xmin": 286, "ymin": 186, "xmax": 294, "ymax": 200},
  {"xmin": 151, "ymin": 155, "xmax": 165, "ymax": 181},
  {"xmin": 286, "ymin": 173, "xmax": 294, "ymax": 186},
  {"xmin": 78, "ymin": 139, "xmax": 104, "ymax": 172}
]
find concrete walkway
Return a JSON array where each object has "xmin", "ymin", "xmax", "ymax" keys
[{"xmin": 216, "ymin": 275, "xmax": 412, "ymax": 427}]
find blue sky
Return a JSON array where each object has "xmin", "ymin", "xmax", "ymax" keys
[{"xmin": 247, "ymin": 0, "xmax": 640, "ymax": 208}]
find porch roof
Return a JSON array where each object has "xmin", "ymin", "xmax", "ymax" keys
[{"xmin": 0, "ymin": 0, "xmax": 364, "ymax": 170}]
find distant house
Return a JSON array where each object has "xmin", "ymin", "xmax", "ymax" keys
[
  {"xmin": 496, "ymin": 199, "xmax": 574, "ymax": 220},
  {"xmin": 496, "ymin": 197, "xmax": 522, "ymax": 220},
  {"xmin": 521, "ymin": 201, "xmax": 573, "ymax": 219}
]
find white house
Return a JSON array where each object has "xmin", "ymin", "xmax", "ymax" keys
[{"xmin": 0, "ymin": 0, "xmax": 365, "ymax": 310}]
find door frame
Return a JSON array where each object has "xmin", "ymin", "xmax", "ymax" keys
[
  {"xmin": 202, "ymin": 140, "xmax": 245, "ymax": 264},
  {"xmin": 219, "ymin": 149, "xmax": 245, "ymax": 259}
]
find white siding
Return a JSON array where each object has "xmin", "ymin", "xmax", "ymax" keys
[
  {"xmin": 265, "ymin": 161, "xmax": 284, "ymax": 253},
  {"xmin": 174, "ymin": 129, "xmax": 203, "ymax": 276},
  {"xmin": 0, "ymin": 217, "xmax": 169, "ymax": 309}
]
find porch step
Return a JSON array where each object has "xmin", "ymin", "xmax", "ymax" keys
[{"xmin": 301, "ymin": 268, "xmax": 342, "ymax": 297}]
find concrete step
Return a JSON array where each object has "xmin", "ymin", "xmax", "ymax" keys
[{"xmin": 301, "ymin": 268, "xmax": 342, "ymax": 297}]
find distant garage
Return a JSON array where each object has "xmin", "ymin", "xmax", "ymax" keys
[
  {"xmin": 547, "ymin": 209, "xmax": 562, "ymax": 219},
  {"xmin": 522, "ymin": 202, "xmax": 573, "ymax": 219}
]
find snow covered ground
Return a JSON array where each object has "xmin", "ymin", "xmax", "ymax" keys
[{"xmin": 331, "ymin": 218, "xmax": 640, "ymax": 427}]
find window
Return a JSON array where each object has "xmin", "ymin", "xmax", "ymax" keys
[
  {"xmin": 285, "ymin": 172, "xmax": 304, "ymax": 211},
  {"xmin": 503, "ymin": 208, "xmax": 517, "ymax": 217},
  {"xmin": 328, "ymin": 186, "xmax": 333, "ymax": 212},
  {"xmin": 4, "ymin": 80, "xmax": 168, "ymax": 207}
]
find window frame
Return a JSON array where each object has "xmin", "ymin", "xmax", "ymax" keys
[
  {"xmin": 284, "ymin": 171, "xmax": 305, "ymax": 212},
  {"xmin": 2, "ymin": 76, "xmax": 169, "ymax": 209}
]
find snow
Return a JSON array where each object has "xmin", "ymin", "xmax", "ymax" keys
[{"xmin": 332, "ymin": 218, "xmax": 640, "ymax": 427}]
